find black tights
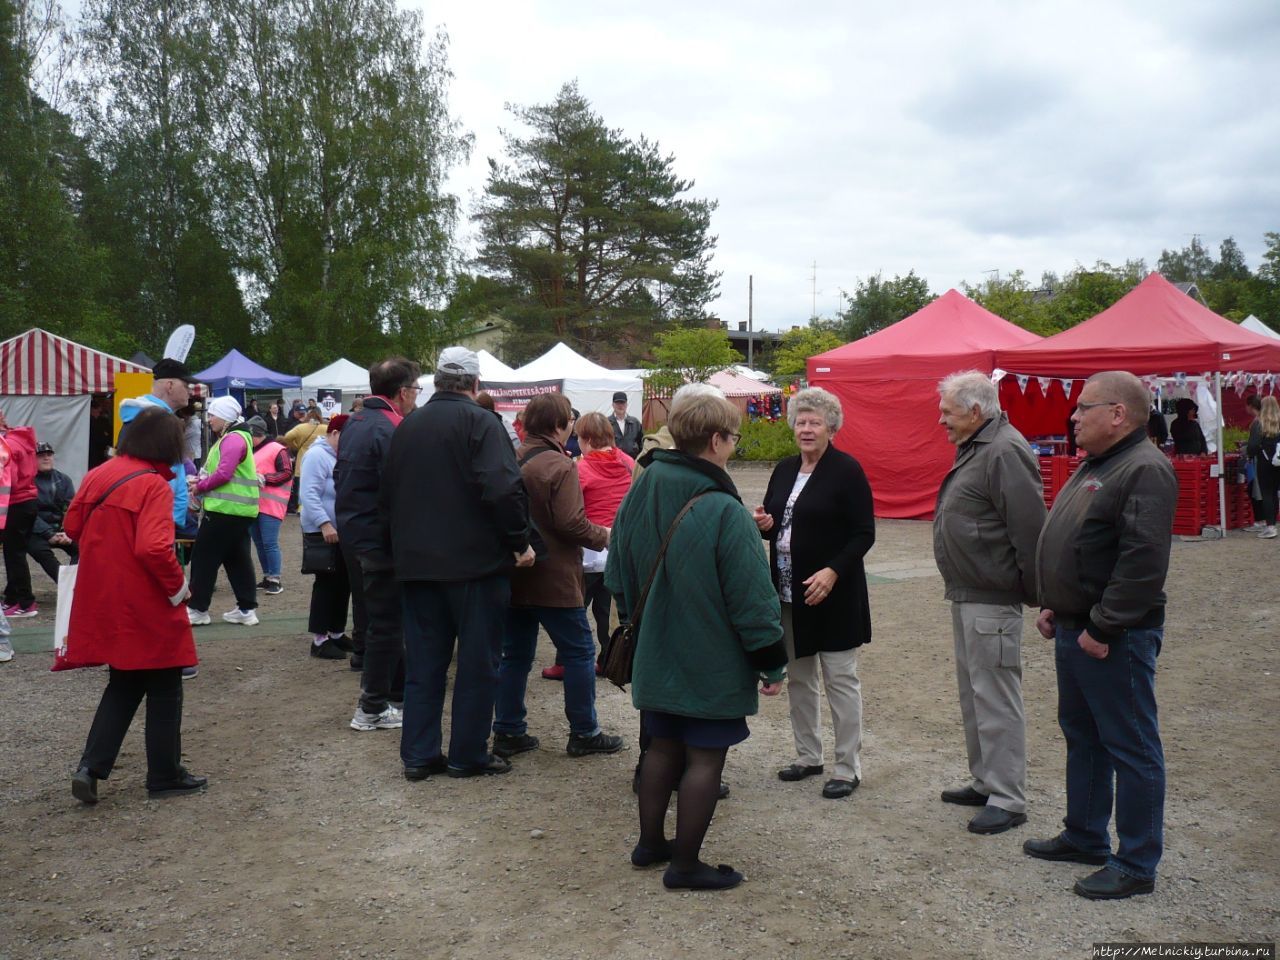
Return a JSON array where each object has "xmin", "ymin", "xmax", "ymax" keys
[{"xmin": 637, "ymin": 737, "xmax": 727, "ymax": 872}]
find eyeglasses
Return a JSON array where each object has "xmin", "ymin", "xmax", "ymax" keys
[
  {"xmin": 722, "ymin": 432, "xmax": 741, "ymax": 444},
  {"xmin": 1074, "ymin": 400, "xmax": 1119, "ymax": 414}
]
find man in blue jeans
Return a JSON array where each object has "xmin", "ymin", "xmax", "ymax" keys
[{"xmin": 1026, "ymin": 371, "xmax": 1177, "ymax": 900}]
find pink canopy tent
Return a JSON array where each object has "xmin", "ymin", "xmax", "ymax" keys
[{"xmin": 808, "ymin": 290, "xmax": 1041, "ymax": 519}]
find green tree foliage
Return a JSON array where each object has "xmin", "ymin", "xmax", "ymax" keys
[
  {"xmin": 1156, "ymin": 235, "xmax": 1214, "ymax": 284},
  {"xmin": 647, "ymin": 327, "xmax": 738, "ymax": 391},
  {"xmin": 835, "ymin": 270, "xmax": 934, "ymax": 341},
  {"xmin": 964, "ymin": 261, "xmax": 1149, "ymax": 335},
  {"xmin": 207, "ymin": 0, "xmax": 469, "ymax": 370},
  {"xmin": 770, "ymin": 324, "xmax": 843, "ymax": 382},
  {"xmin": 475, "ymin": 81, "xmax": 719, "ymax": 364}
]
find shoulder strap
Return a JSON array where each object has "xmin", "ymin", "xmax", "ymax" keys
[
  {"xmin": 83, "ymin": 468, "xmax": 159, "ymax": 524},
  {"xmin": 628, "ymin": 491, "xmax": 717, "ymax": 633},
  {"xmin": 518, "ymin": 446, "xmax": 561, "ymax": 468}
]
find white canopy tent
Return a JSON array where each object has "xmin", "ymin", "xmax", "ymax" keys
[
  {"xmin": 510, "ymin": 342, "xmax": 642, "ymax": 415},
  {"xmin": 416, "ymin": 349, "xmax": 520, "ymax": 404},
  {"xmin": 1241, "ymin": 315, "xmax": 1280, "ymax": 340},
  {"xmin": 301, "ymin": 358, "xmax": 371, "ymax": 394}
]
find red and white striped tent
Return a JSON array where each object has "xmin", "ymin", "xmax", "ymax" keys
[{"xmin": 0, "ymin": 329, "xmax": 151, "ymax": 484}]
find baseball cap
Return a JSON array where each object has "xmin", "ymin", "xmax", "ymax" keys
[
  {"xmin": 612, "ymin": 391, "xmax": 627, "ymax": 403},
  {"xmin": 36, "ymin": 441, "xmax": 54, "ymax": 455},
  {"xmin": 437, "ymin": 346, "xmax": 480, "ymax": 376},
  {"xmin": 153, "ymin": 358, "xmax": 197, "ymax": 383}
]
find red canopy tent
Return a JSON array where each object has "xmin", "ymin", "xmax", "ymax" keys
[
  {"xmin": 808, "ymin": 290, "xmax": 1041, "ymax": 519},
  {"xmin": 994, "ymin": 273, "xmax": 1280, "ymax": 435}
]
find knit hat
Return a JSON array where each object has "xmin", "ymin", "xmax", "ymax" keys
[
  {"xmin": 208, "ymin": 396, "xmax": 242, "ymax": 423},
  {"xmin": 245, "ymin": 415, "xmax": 268, "ymax": 437}
]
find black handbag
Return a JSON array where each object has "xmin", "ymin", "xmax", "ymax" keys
[
  {"xmin": 300, "ymin": 532, "xmax": 339, "ymax": 574},
  {"xmin": 602, "ymin": 492, "xmax": 714, "ymax": 690}
]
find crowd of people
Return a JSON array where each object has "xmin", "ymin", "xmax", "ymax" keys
[{"xmin": 0, "ymin": 345, "xmax": 1207, "ymax": 900}]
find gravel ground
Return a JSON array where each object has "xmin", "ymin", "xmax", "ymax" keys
[{"xmin": 1, "ymin": 461, "xmax": 1276, "ymax": 959}]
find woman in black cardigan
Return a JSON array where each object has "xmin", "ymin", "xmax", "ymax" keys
[{"xmin": 754, "ymin": 387, "xmax": 875, "ymax": 799}]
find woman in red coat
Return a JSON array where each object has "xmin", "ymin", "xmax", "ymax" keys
[{"xmin": 64, "ymin": 407, "xmax": 206, "ymax": 803}]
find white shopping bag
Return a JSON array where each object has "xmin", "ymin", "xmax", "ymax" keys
[
  {"xmin": 582, "ymin": 547, "xmax": 608, "ymax": 574},
  {"xmin": 53, "ymin": 563, "xmax": 78, "ymax": 659}
]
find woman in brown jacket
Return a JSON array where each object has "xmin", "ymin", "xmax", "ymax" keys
[{"xmin": 491, "ymin": 393, "xmax": 624, "ymax": 759}]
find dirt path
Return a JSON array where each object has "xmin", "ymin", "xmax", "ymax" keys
[{"xmin": 2, "ymin": 462, "xmax": 1277, "ymax": 959}]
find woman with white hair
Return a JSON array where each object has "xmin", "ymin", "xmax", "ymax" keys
[
  {"xmin": 753, "ymin": 386, "xmax": 875, "ymax": 800},
  {"xmin": 185, "ymin": 395, "xmax": 261, "ymax": 627}
]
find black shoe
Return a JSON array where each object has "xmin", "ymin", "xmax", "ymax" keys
[
  {"xmin": 662, "ymin": 862, "xmax": 743, "ymax": 891},
  {"xmin": 717, "ymin": 781, "xmax": 730, "ymax": 801},
  {"xmin": 71, "ymin": 766, "xmax": 99, "ymax": 805},
  {"xmin": 349, "ymin": 653, "xmax": 363, "ymax": 672},
  {"xmin": 403, "ymin": 757, "xmax": 448, "ymax": 781},
  {"xmin": 1073, "ymin": 866, "xmax": 1155, "ymax": 900},
  {"xmin": 147, "ymin": 769, "xmax": 208, "ymax": 798},
  {"xmin": 567, "ymin": 732, "xmax": 624, "ymax": 757},
  {"xmin": 447, "ymin": 755, "xmax": 512, "ymax": 778},
  {"xmin": 262, "ymin": 579, "xmax": 283, "ymax": 596},
  {"xmin": 821, "ymin": 777, "xmax": 859, "ymax": 799},
  {"xmin": 1023, "ymin": 834, "xmax": 1109, "ymax": 865},
  {"xmin": 967, "ymin": 805, "xmax": 1027, "ymax": 835},
  {"xmin": 493, "ymin": 733, "xmax": 540, "ymax": 758},
  {"xmin": 256, "ymin": 578, "xmax": 272, "ymax": 590},
  {"xmin": 309, "ymin": 638, "xmax": 347, "ymax": 660},
  {"xmin": 778, "ymin": 763, "xmax": 823, "ymax": 782},
  {"xmin": 330, "ymin": 634, "xmax": 354, "ymax": 653},
  {"xmin": 181, "ymin": 666, "xmax": 198, "ymax": 681},
  {"xmin": 941, "ymin": 785, "xmax": 989, "ymax": 806},
  {"xmin": 630, "ymin": 839, "xmax": 673, "ymax": 868}
]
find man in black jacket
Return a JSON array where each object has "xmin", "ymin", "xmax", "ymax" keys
[
  {"xmin": 382, "ymin": 346, "xmax": 534, "ymax": 779},
  {"xmin": 610, "ymin": 392, "xmax": 643, "ymax": 457},
  {"xmin": 27, "ymin": 442, "xmax": 78, "ymax": 582},
  {"xmin": 335, "ymin": 357, "xmax": 421, "ymax": 733},
  {"xmin": 1024, "ymin": 371, "xmax": 1177, "ymax": 901}
]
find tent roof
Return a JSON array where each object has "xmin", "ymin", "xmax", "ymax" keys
[
  {"xmin": 301, "ymin": 358, "xmax": 369, "ymax": 392},
  {"xmin": 808, "ymin": 289, "xmax": 1041, "ymax": 379},
  {"xmin": 0, "ymin": 328, "xmax": 151, "ymax": 395},
  {"xmin": 194, "ymin": 348, "xmax": 301, "ymax": 390},
  {"xmin": 477, "ymin": 349, "xmax": 518, "ymax": 380},
  {"xmin": 995, "ymin": 274, "xmax": 1280, "ymax": 376},
  {"xmin": 513, "ymin": 342, "xmax": 631, "ymax": 381},
  {"xmin": 1241, "ymin": 315, "xmax": 1280, "ymax": 340},
  {"xmin": 708, "ymin": 369, "xmax": 781, "ymax": 396}
]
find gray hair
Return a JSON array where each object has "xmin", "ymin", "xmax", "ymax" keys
[
  {"xmin": 787, "ymin": 387, "xmax": 844, "ymax": 432},
  {"xmin": 939, "ymin": 371, "xmax": 1000, "ymax": 419},
  {"xmin": 433, "ymin": 370, "xmax": 478, "ymax": 394},
  {"xmin": 671, "ymin": 382, "xmax": 724, "ymax": 406}
]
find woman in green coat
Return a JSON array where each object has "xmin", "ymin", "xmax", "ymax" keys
[{"xmin": 605, "ymin": 391, "xmax": 786, "ymax": 891}]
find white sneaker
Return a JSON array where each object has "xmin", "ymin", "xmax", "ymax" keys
[
  {"xmin": 1245, "ymin": 521, "xmax": 1265, "ymax": 533},
  {"xmin": 350, "ymin": 705, "xmax": 403, "ymax": 731},
  {"xmin": 222, "ymin": 608, "xmax": 260, "ymax": 625},
  {"xmin": 1259, "ymin": 527, "xmax": 1278, "ymax": 539},
  {"xmin": 187, "ymin": 608, "xmax": 212, "ymax": 626},
  {"xmin": 0, "ymin": 638, "xmax": 13, "ymax": 662}
]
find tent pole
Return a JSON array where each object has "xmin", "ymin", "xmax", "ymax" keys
[{"xmin": 1216, "ymin": 371, "xmax": 1227, "ymax": 538}]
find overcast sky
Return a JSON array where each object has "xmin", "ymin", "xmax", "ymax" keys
[{"xmin": 415, "ymin": 0, "xmax": 1279, "ymax": 330}]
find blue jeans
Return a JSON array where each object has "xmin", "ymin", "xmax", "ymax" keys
[
  {"xmin": 1055, "ymin": 625, "xmax": 1165, "ymax": 880},
  {"xmin": 494, "ymin": 606, "xmax": 600, "ymax": 738},
  {"xmin": 401, "ymin": 576, "xmax": 509, "ymax": 771},
  {"xmin": 249, "ymin": 515, "xmax": 283, "ymax": 578}
]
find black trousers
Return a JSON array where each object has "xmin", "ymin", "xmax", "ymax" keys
[
  {"xmin": 188, "ymin": 512, "xmax": 257, "ymax": 612},
  {"xmin": 358, "ymin": 556, "xmax": 404, "ymax": 712},
  {"xmin": 308, "ymin": 537, "xmax": 352, "ymax": 635},
  {"xmin": 2, "ymin": 499, "xmax": 38, "ymax": 607},
  {"xmin": 26, "ymin": 535, "xmax": 78, "ymax": 584},
  {"xmin": 582, "ymin": 573, "xmax": 614, "ymax": 656},
  {"xmin": 80, "ymin": 667, "xmax": 184, "ymax": 786},
  {"xmin": 344, "ymin": 541, "xmax": 369, "ymax": 654},
  {"xmin": 1259, "ymin": 461, "xmax": 1279, "ymax": 526}
]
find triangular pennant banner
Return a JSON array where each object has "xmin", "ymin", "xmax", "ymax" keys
[
  {"xmin": 990, "ymin": 368, "xmax": 1007, "ymax": 383},
  {"xmin": 1036, "ymin": 376, "xmax": 1052, "ymax": 394},
  {"xmin": 1060, "ymin": 378, "xmax": 1074, "ymax": 396},
  {"xmin": 1015, "ymin": 374, "xmax": 1029, "ymax": 393}
]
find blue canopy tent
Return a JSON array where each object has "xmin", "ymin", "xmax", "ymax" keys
[{"xmin": 193, "ymin": 348, "xmax": 301, "ymax": 406}]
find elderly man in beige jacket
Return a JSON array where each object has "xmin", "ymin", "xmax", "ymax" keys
[{"xmin": 933, "ymin": 371, "xmax": 1046, "ymax": 835}]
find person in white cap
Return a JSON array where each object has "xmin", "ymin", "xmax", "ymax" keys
[{"xmin": 185, "ymin": 396, "xmax": 260, "ymax": 627}]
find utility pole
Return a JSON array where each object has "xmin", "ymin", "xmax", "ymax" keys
[
  {"xmin": 747, "ymin": 275, "xmax": 754, "ymax": 369},
  {"xmin": 811, "ymin": 260, "xmax": 818, "ymax": 319}
]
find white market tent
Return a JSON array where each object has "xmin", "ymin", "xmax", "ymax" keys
[
  {"xmin": 301, "ymin": 358, "xmax": 370, "ymax": 394},
  {"xmin": 415, "ymin": 349, "xmax": 521, "ymax": 404},
  {"xmin": 1241, "ymin": 315, "xmax": 1280, "ymax": 340},
  {"xmin": 510, "ymin": 342, "xmax": 642, "ymax": 414}
]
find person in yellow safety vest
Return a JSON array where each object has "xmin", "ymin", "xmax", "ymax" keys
[
  {"xmin": 185, "ymin": 396, "xmax": 261, "ymax": 628},
  {"xmin": 246, "ymin": 415, "xmax": 293, "ymax": 596}
]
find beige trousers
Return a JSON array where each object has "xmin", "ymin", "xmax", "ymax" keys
[
  {"xmin": 781, "ymin": 603, "xmax": 863, "ymax": 782},
  {"xmin": 950, "ymin": 601, "xmax": 1027, "ymax": 813}
]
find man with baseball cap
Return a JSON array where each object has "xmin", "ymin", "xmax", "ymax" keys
[
  {"xmin": 119, "ymin": 357, "xmax": 199, "ymax": 531},
  {"xmin": 27, "ymin": 441, "xmax": 78, "ymax": 584},
  {"xmin": 610, "ymin": 391, "xmax": 642, "ymax": 458}
]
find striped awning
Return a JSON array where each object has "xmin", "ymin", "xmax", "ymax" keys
[{"xmin": 0, "ymin": 328, "xmax": 152, "ymax": 396}]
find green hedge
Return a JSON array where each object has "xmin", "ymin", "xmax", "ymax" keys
[{"xmin": 734, "ymin": 418, "xmax": 797, "ymax": 461}]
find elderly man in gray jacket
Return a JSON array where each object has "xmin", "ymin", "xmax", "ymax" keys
[{"xmin": 933, "ymin": 371, "xmax": 1046, "ymax": 835}]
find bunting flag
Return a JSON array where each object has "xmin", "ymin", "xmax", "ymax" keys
[
  {"xmin": 1015, "ymin": 374, "xmax": 1029, "ymax": 393},
  {"xmin": 1060, "ymin": 378, "xmax": 1074, "ymax": 396},
  {"xmin": 1174, "ymin": 372, "xmax": 1187, "ymax": 388},
  {"xmin": 990, "ymin": 368, "xmax": 1007, "ymax": 383},
  {"xmin": 1036, "ymin": 376, "xmax": 1052, "ymax": 394}
]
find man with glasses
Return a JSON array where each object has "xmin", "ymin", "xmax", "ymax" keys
[
  {"xmin": 119, "ymin": 358, "xmax": 198, "ymax": 533},
  {"xmin": 1024, "ymin": 371, "xmax": 1177, "ymax": 900},
  {"xmin": 336, "ymin": 357, "xmax": 421, "ymax": 732}
]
